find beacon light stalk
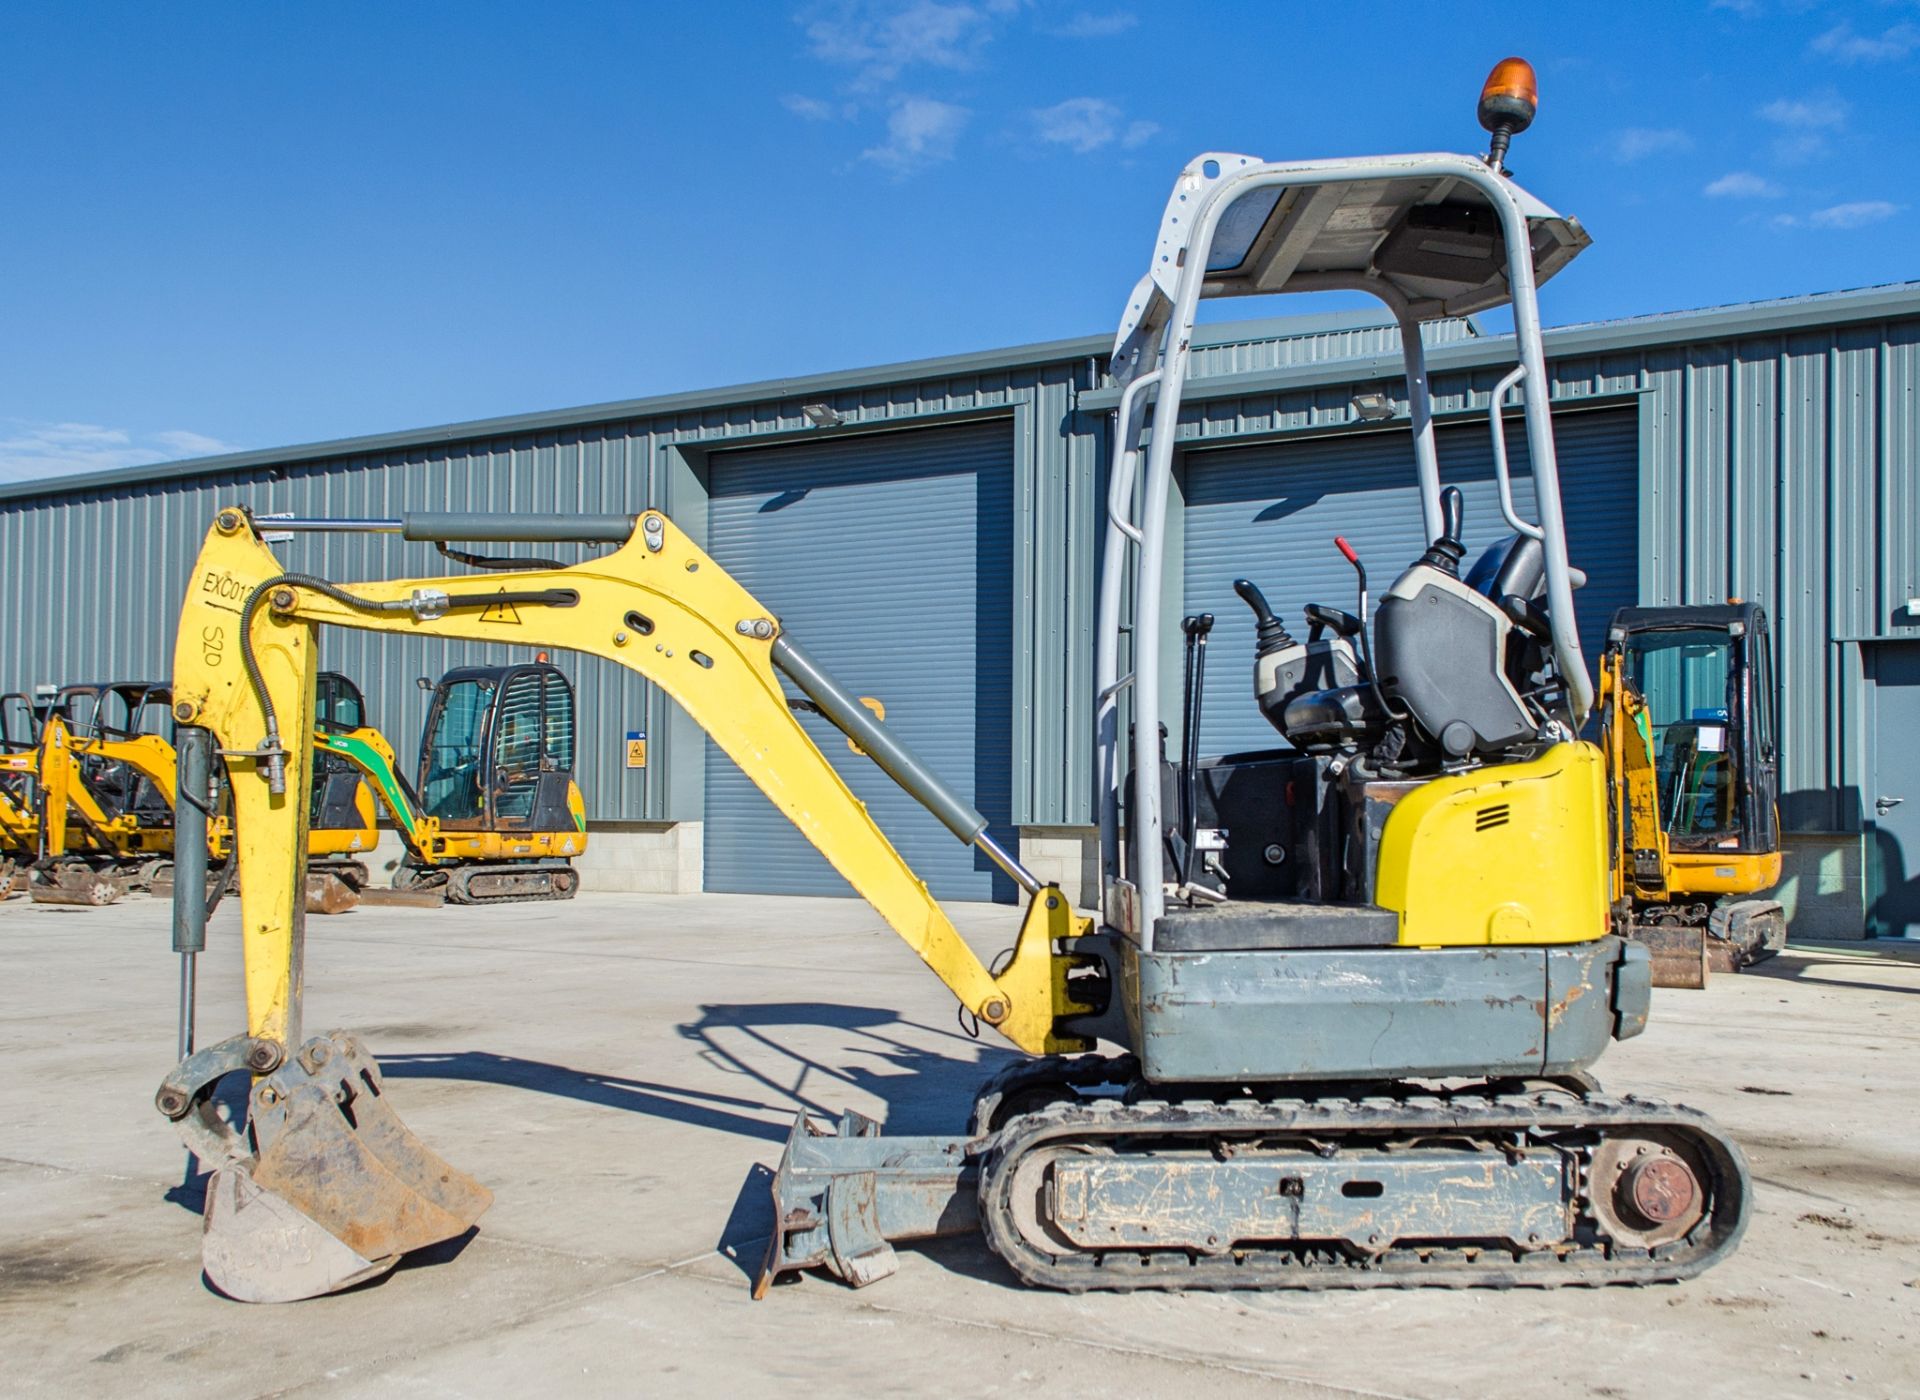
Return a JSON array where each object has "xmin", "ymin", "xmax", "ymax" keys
[{"xmin": 1478, "ymin": 56, "xmax": 1538, "ymax": 173}]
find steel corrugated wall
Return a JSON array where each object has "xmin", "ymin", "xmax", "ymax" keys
[
  {"xmin": 1624, "ymin": 320, "xmax": 1920, "ymax": 832},
  {"xmin": 3, "ymin": 309, "xmax": 1914, "ymax": 836},
  {"xmin": 703, "ymin": 423, "xmax": 1016, "ymax": 899}
]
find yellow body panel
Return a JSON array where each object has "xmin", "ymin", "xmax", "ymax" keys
[
  {"xmin": 307, "ymin": 773, "xmax": 378, "ymax": 858},
  {"xmin": 1666, "ymin": 849, "xmax": 1783, "ymax": 897},
  {"xmin": 172, "ymin": 508, "xmax": 1091, "ymax": 1055},
  {"xmin": 0, "ymin": 752, "xmax": 38, "ymax": 852},
  {"xmin": 1374, "ymin": 741, "xmax": 1610, "ymax": 946}
]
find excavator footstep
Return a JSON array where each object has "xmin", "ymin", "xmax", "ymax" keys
[{"xmin": 166, "ymin": 1030, "xmax": 491, "ymax": 1303}]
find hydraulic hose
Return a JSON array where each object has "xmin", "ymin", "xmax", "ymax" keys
[{"xmin": 237, "ymin": 572, "xmax": 575, "ymax": 793}]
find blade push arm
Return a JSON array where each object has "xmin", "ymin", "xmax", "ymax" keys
[{"xmin": 172, "ymin": 507, "xmax": 1095, "ymax": 1056}]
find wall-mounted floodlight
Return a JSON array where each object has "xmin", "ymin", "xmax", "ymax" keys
[
  {"xmin": 801, "ymin": 403, "xmax": 845, "ymax": 428},
  {"xmin": 1350, "ymin": 391, "xmax": 1395, "ymax": 422}
]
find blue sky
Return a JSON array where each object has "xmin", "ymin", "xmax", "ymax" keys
[{"xmin": 2, "ymin": 1, "xmax": 1916, "ymax": 482}]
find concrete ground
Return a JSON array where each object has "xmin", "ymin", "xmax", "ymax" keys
[{"xmin": 0, "ymin": 890, "xmax": 1915, "ymax": 1399}]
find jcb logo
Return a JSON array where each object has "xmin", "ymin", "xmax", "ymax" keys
[{"xmin": 201, "ymin": 570, "xmax": 248, "ymax": 600}]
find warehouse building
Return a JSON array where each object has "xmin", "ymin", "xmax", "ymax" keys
[{"xmin": 3, "ymin": 282, "xmax": 1916, "ymax": 938}]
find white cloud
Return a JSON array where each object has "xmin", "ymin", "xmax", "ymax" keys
[
  {"xmin": 1771, "ymin": 200, "xmax": 1900, "ymax": 231},
  {"xmin": 1770, "ymin": 132, "xmax": 1829, "ymax": 166},
  {"xmin": 1041, "ymin": 9, "xmax": 1138, "ymax": 38},
  {"xmin": 861, "ymin": 96, "xmax": 970, "ymax": 172},
  {"xmin": 802, "ymin": 1, "xmax": 996, "ymax": 87},
  {"xmin": 1703, "ymin": 171, "xmax": 1782, "ymax": 198},
  {"xmin": 1032, "ymin": 97, "xmax": 1156, "ymax": 153},
  {"xmin": 1758, "ymin": 95, "xmax": 1847, "ymax": 129},
  {"xmin": 1710, "ymin": 0, "xmax": 1760, "ymax": 15},
  {"xmin": 1756, "ymin": 95, "xmax": 1846, "ymax": 164},
  {"xmin": 1609, "ymin": 127, "xmax": 1692, "ymax": 163},
  {"xmin": 1809, "ymin": 199, "xmax": 1899, "ymax": 229},
  {"xmin": 1810, "ymin": 21, "xmax": 1920, "ymax": 64},
  {"xmin": 0, "ymin": 420, "xmax": 236, "ymax": 484},
  {"xmin": 783, "ymin": 94, "xmax": 839, "ymax": 121}
]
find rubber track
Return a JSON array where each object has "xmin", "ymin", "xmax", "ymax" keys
[
  {"xmin": 445, "ymin": 862, "xmax": 579, "ymax": 906},
  {"xmin": 977, "ymin": 1080, "xmax": 1750, "ymax": 1292}
]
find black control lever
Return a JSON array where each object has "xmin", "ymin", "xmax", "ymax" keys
[
  {"xmin": 1418, "ymin": 485, "xmax": 1467, "ymax": 577},
  {"xmin": 1303, "ymin": 602, "xmax": 1362, "ymax": 639},
  {"xmin": 1500, "ymin": 593, "xmax": 1552, "ymax": 642},
  {"xmin": 1334, "ymin": 537, "xmax": 1395, "ymax": 720},
  {"xmin": 1232, "ymin": 579, "xmax": 1295, "ymax": 654},
  {"xmin": 1178, "ymin": 614, "xmax": 1214, "ymax": 893}
]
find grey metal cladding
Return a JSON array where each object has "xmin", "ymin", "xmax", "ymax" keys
[
  {"xmin": 3, "ymin": 284, "xmax": 1917, "ymax": 835},
  {"xmin": 703, "ymin": 422, "xmax": 1017, "ymax": 901}
]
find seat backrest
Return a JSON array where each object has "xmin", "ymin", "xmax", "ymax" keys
[{"xmin": 1463, "ymin": 533, "xmax": 1545, "ymax": 605}]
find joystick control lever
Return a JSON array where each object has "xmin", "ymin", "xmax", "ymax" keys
[
  {"xmin": 1417, "ymin": 486, "xmax": 1467, "ymax": 577},
  {"xmin": 1233, "ymin": 579, "xmax": 1295, "ymax": 655}
]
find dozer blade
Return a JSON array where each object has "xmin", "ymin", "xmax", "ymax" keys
[
  {"xmin": 28, "ymin": 863, "xmax": 127, "ymax": 906},
  {"xmin": 160, "ymin": 1030, "xmax": 491, "ymax": 1303},
  {"xmin": 754, "ymin": 1109, "xmax": 976, "ymax": 1298},
  {"xmin": 354, "ymin": 885, "xmax": 448, "ymax": 909}
]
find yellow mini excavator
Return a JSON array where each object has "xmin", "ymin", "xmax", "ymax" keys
[
  {"xmin": 152, "ymin": 60, "xmax": 1749, "ymax": 1305},
  {"xmin": 29, "ymin": 682, "xmax": 184, "ymax": 904},
  {"xmin": 21, "ymin": 677, "xmax": 379, "ymax": 910},
  {"xmin": 312, "ymin": 662, "xmax": 587, "ymax": 904},
  {"xmin": 0, "ymin": 692, "xmax": 37, "ymax": 892},
  {"xmin": 1601, "ymin": 604, "xmax": 1784, "ymax": 987}
]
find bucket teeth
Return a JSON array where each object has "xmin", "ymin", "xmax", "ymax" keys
[{"xmin": 185, "ymin": 1031, "xmax": 491, "ymax": 1302}]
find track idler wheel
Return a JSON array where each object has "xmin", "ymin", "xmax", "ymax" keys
[
  {"xmin": 1590, "ymin": 1132, "xmax": 1708, "ymax": 1249},
  {"xmin": 156, "ymin": 1030, "xmax": 492, "ymax": 1302}
]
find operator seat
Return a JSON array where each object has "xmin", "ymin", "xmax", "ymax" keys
[{"xmin": 1372, "ymin": 489, "xmax": 1538, "ymax": 758}]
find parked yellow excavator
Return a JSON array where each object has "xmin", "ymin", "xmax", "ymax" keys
[
  {"xmin": 152, "ymin": 59, "xmax": 1750, "ymax": 1305},
  {"xmin": 0, "ymin": 692, "xmax": 37, "ymax": 891},
  {"xmin": 27, "ymin": 682, "xmax": 184, "ymax": 904},
  {"xmin": 14, "ymin": 676, "xmax": 379, "ymax": 909},
  {"xmin": 1601, "ymin": 604, "xmax": 1785, "ymax": 987},
  {"xmin": 313, "ymin": 661, "xmax": 587, "ymax": 904}
]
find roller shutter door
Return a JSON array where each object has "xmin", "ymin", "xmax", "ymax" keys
[
  {"xmin": 703, "ymin": 423, "xmax": 1018, "ymax": 901},
  {"xmin": 1182, "ymin": 409, "xmax": 1638, "ymax": 755}
]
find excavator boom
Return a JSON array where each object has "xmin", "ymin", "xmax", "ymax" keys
[{"xmin": 158, "ymin": 505, "xmax": 1096, "ymax": 1301}]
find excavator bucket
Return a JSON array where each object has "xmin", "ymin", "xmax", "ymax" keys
[
  {"xmin": 28, "ymin": 862, "xmax": 126, "ymax": 906},
  {"xmin": 158, "ymin": 1030, "xmax": 490, "ymax": 1303},
  {"xmin": 303, "ymin": 869, "xmax": 362, "ymax": 915}
]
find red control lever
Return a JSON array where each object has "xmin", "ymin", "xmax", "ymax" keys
[{"xmin": 1334, "ymin": 536, "xmax": 1359, "ymax": 565}]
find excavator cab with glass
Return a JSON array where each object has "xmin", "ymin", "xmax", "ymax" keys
[{"xmin": 1602, "ymin": 603, "xmax": 1784, "ymax": 984}]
